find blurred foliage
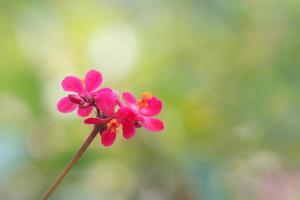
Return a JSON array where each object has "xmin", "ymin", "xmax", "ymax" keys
[{"xmin": 1, "ymin": 0, "xmax": 300, "ymax": 199}]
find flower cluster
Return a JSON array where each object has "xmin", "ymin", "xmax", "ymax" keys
[{"xmin": 57, "ymin": 69, "xmax": 164, "ymax": 147}]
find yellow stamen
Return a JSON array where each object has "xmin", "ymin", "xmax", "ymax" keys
[
  {"xmin": 141, "ymin": 92, "xmax": 152, "ymax": 100},
  {"xmin": 138, "ymin": 92, "xmax": 153, "ymax": 109},
  {"xmin": 107, "ymin": 119, "xmax": 121, "ymax": 134}
]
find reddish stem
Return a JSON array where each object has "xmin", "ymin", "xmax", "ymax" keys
[{"xmin": 40, "ymin": 125, "xmax": 100, "ymax": 200}]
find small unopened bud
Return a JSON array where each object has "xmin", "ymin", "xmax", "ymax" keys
[
  {"xmin": 134, "ymin": 121, "xmax": 142, "ymax": 128},
  {"xmin": 68, "ymin": 94, "xmax": 83, "ymax": 104}
]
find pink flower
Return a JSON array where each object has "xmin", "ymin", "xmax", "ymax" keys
[
  {"xmin": 122, "ymin": 92, "xmax": 164, "ymax": 132},
  {"xmin": 57, "ymin": 69, "xmax": 103, "ymax": 117},
  {"xmin": 56, "ymin": 69, "xmax": 165, "ymax": 147},
  {"xmin": 84, "ymin": 89, "xmax": 136, "ymax": 147}
]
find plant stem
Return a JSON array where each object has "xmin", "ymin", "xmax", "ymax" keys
[{"xmin": 40, "ymin": 126, "xmax": 100, "ymax": 200}]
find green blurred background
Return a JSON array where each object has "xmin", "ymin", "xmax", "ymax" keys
[{"xmin": 1, "ymin": 0, "xmax": 300, "ymax": 199}]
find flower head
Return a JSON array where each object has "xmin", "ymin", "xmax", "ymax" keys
[
  {"xmin": 122, "ymin": 92, "xmax": 164, "ymax": 131},
  {"xmin": 57, "ymin": 69, "xmax": 103, "ymax": 117},
  {"xmin": 84, "ymin": 89, "xmax": 136, "ymax": 146},
  {"xmin": 57, "ymin": 69, "xmax": 164, "ymax": 147}
]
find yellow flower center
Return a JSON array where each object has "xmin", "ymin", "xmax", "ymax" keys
[
  {"xmin": 107, "ymin": 119, "xmax": 121, "ymax": 134},
  {"xmin": 138, "ymin": 92, "xmax": 153, "ymax": 109}
]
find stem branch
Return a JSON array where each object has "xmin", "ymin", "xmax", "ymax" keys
[{"xmin": 40, "ymin": 126, "xmax": 99, "ymax": 200}]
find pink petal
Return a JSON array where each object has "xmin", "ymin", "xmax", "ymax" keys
[
  {"xmin": 95, "ymin": 89, "xmax": 116, "ymax": 116},
  {"xmin": 84, "ymin": 69, "xmax": 103, "ymax": 92},
  {"xmin": 122, "ymin": 92, "xmax": 138, "ymax": 110},
  {"xmin": 116, "ymin": 106, "xmax": 138, "ymax": 122},
  {"xmin": 84, "ymin": 117, "xmax": 110, "ymax": 124},
  {"xmin": 122, "ymin": 120, "xmax": 136, "ymax": 139},
  {"xmin": 116, "ymin": 98, "xmax": 123, "ymax": 107},
  {"xmin": 139, "ymin": 97, "xmax": 163, "ymax": 116},
  {"xmin": 141, "ymin": 117, "xmax": 164, "ymax": 132},
  {"xmin": 101, "ymin": 130, "xmax": 116, "ymax": 147},
  {"xmin": 77, "ymin": 106, "xmax": 93, "ymax": 117},
  {"xmin": 93, "ymin": 87, "xmax": 113, "ymax": 95},
  {"xmin": 57, "ymin": 97, "xmax": 77, "ymax": 113},
  {"xmin": 62, "ymin": 76, "xmax": 84, "ymax": 93}
]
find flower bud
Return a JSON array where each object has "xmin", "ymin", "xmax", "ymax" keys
[{"xmin": 68, "ymin": 94, "xmax": 83, "ymax": 104}]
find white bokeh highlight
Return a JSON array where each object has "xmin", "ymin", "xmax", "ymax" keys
[{"xmin": 88, "ymin": 24, "xmax": 139, "ymax": 82}]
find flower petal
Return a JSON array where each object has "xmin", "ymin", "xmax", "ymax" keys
[
  {"xmin": 139, "ymin": 97, "xmax": 162, "ymax": 116},
  {"xmin": 116, "ymin": 106, "xmax": 138, "ymax": 122},
  {"xmin": 95, "ymin": 89, "xmax": 116, "ymax": 116},
  {"xmin": 84, "ymin": 69, "xmax": 103, "ymax": 92},
  {"xmin": 57, "ymin": 97, "xmax": 77, "ymax": 113},
  {"xmin": 93, "ymin": 87, "xmax": 113, "ymax": 95},
  {"xmin": 101, "ymin": 130, "xmax": 116, "ymax": 147},
  {"xmin": 62, "ymin": 76, "xmax": 84, "ymax": 93},
  {"xmin": 141, "ymin": 117, "xmax": 164, "ymax": 132},
  {"xmin": 77, "ymin": 106, "xmax": 93, "ymax": 117},
  {"xmin": 122, "ymin": 120, "xmax": 136, "ymax": 139},
  {"xmin": 122, "ymin": 92, "xmax": 138, "ymax": 110},
  {"xmin": 84, "ymin": 117, "xmax": 110, "ymax": 124}
]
